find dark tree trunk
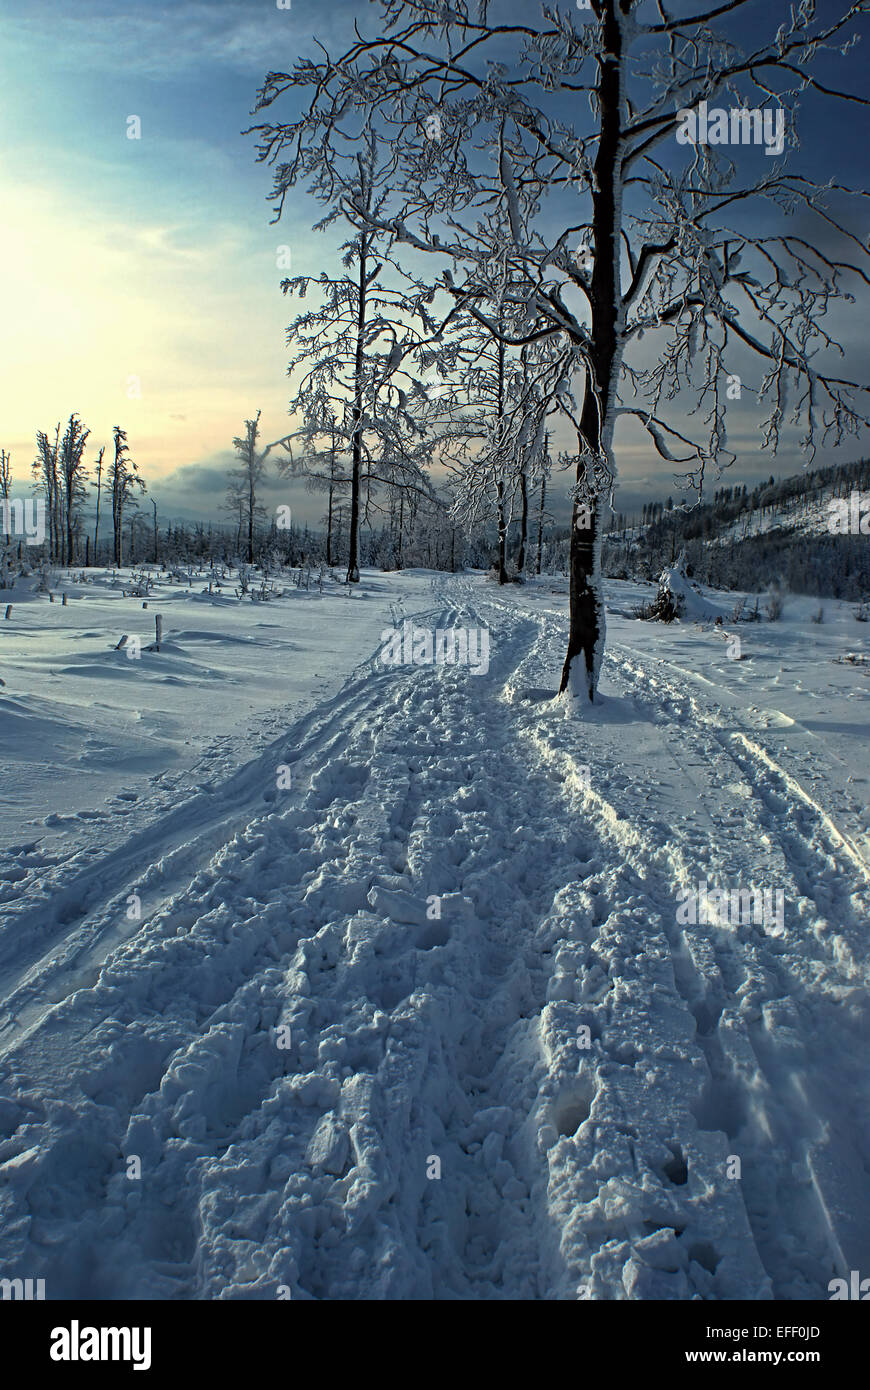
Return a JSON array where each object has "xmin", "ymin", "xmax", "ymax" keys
[
  {"xmin": 496, "ymin": 334, "xmax": 509, "ymax": 584},
  {"xmin": 559, "ymin": 5, "xmax": 622, "ymax": 705},
  {"xmin": 343, "ymin": 258, "xmax": 364, "ymax": 583},
  {"xmin": 517, "ymin": 468, "xmax": 528, "ymax": 574},
  {"xmin": 93, "ymin": 450, "xmax": 103, "ymax": 562},
  {"xmin": 346, "ymin": 246, "xmax": 368, "ymax": 585},
  {"xmin": 497, "ymin": 478, "xmax": 508, "ymax": 584},
  {"xmin": 326, "ymin": 439, "xmax": 336, "ymax": 567}
]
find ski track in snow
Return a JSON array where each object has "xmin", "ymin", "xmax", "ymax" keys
[{"xmin": 0, "ymin": 575, "xmax": 868, "ymax": 1300}]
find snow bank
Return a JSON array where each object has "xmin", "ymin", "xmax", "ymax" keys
[{"xmin": 659, "ymin": 564, "xmax": 728, "ymax": 622}]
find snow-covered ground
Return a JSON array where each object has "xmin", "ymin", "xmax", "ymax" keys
[{"xmin": 0, "ymin": 567, "xmax": 868, "ymax": 1300}]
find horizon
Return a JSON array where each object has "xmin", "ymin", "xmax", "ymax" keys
[{"xmin": 2, "ymin": 0, "xmax": 869, "ymax": 527}]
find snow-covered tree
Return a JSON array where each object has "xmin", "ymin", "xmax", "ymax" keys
[
  {"xmin": 226, "ymin": 411, "xmax": 266, "ymax": 564},
  {"xmin": 253, "ymin": 116, "xmax": 468, "ymax": 583},
  {"xmin": 536, "ymin": 435, "xmax": 554, "ymax": 577},
  {"xmin": 58, "ymin": 413, "xmax": 90, "ymax": 566},
  {"xmin": 288, "ymin": 414, "xmax": 348, "ymax": 568},
  {"xmin": 33, "ymin": 424, "xmax": 61, "ymax": 562},
  {"xmin": 109, "ymin": 426, "xmax": 146, "ymax": 569},
  {"xmin": 0, "ymin": 449, "xmax": 11, "ymax": 548},
  {"xmin": 225, "ymin": 410, "xmax": 293, "ymax": 564},
  {"xmin": 92, "ymin": 444, "xmax": 105, "ymax": 563},
  {"xmin": 445, "ymin": 304, "xmax": 569, "ymax": 582},
  {"xmin": 248, "ymin": 0, "xmax": 870, "ymax": 709}
]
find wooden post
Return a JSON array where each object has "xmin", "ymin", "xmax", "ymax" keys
[
  {"xmin": 155, "ymin": 614, "xmax": 163, "ymax": 650},
  {"xmin": 115, "ymin": 634, "xmax": 128, "ymax": 650},
  {"xmin": 4, "ymin": 605, "xmax": 12, "ymax": 620},
  {"xmin": 62, "ymin": 593, "xmax": 67, "ymax": 606}
]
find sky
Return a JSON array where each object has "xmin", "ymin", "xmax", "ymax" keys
[{"xmin": 1, "ymin": 0, "xmax": 868, "ymax": 530}]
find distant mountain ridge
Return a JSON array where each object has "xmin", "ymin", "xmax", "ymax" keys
[{"xmin": 602, "ymin": 458, "xmax": 870, "ymax": 600}]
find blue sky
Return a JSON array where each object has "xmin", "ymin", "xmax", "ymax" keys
[{"xmin": 1, "ymin": 0, "xmax": 868, "ymax": 529}]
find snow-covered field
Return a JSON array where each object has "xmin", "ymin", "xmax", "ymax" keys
[{"xmin": 0, "ymin": 567, "xmax": 868, "ymax": 1300}]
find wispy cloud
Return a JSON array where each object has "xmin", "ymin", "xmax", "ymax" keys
[{"xmin": 1, "ymin": 0, "xmax": 359, "ymax": 80}]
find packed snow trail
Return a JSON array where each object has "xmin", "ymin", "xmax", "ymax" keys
[{"xmin": 0, "ymin": 575, "xmax": 866, "ymax": 1299}]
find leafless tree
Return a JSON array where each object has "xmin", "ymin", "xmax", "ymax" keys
[
  {"xmin": 248, "ymin": 0, "xmax": 870, "ymax": 708},
  {"xmin": 93, "ymin": 444, "xmax": 105, "ymax": 564},
  {"xmin": 269, "ymin": 133, "xmax": 444, "ymax": 583},
  {"xmin": 33, "ymin": 424, "xmax": 61, "ymax": 562},
  {"xmin": 226, "ymin": 410, "xmax": 293, "ymax": 563},
  {"xmin": 0, "ymin": 449, "xmax": 11, "ymax": 547},
  {"xmin": 109, "ymin": 426, "xmax": 146, "ymax": 569},
  {"xmin": 58, "ymin": 413, "xmax": 90, "ymax": 566}
]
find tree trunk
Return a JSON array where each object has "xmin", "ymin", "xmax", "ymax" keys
[
  {"xmin": 497, "ymin": 479, "xmax": 508, "ymax": 584},
  {"xmin": 326, "ymin": 439, "xmax": 335, "ymax": 566},
  {"xmin": 346, "ymin": 243, "xmax": 368, "ymax": 585},
  {"xmin": 560, "ymin": 488, "xmax": 607, "ymax": 702},
  {"xmin": 536, "ymin": 472, "xmax": 546, "ymax": 575},
  {"xmin": 559, "ymin": 5, "xmax": 623, "ymax": 708},
  {"xmin": 517, "ymin": 468, "xmax": 528, "ymax": 574},
  {"xmin": 51, "ymin": 428, "xmax": 60, "ymax": 564},
  {"xmin": 93, "ymin": 449, "xmax": 103, "ymax": 563},
  {"xmin": 496, "ymin": 333, "xmax": 508, "ymax": 584}
]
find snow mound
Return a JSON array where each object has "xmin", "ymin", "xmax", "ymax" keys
[{"xmin": 660, "ymin": 565, "xmax": 727, "ymax": 622}]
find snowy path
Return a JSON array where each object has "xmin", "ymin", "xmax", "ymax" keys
[{"xmin": 0, "ymin": 575, "xmax": 868, "ymax": 1300}]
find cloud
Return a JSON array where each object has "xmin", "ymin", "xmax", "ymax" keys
[{"xmin": 1, "ymin": 0, "xmax": 361, "ymax": 80}]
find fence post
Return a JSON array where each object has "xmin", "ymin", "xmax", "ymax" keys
[{"xmin": 155, "ymin": 615, "xmax": 163, "ymax": 650}]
